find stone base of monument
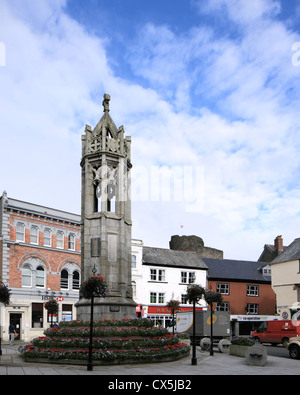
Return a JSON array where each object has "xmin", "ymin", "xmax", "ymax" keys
[
  {"xmin": 75, "ymin": 295, "xmax": 137, "ymax": 321},
  {"xmin": 19, "ymin": 318, "xmax": 190, "ymax": 366}
]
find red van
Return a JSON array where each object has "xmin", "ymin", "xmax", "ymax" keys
[{"xmin": 252, "ymin": 320, "xmax": 300, "ymax": 347}]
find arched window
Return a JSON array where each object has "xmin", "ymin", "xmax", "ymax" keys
[
  {"xmin": 61, "ymin": 269, "xmax": 69, "ymax": 289},
  {"xmin": 68, "ymin": 234, "xmax": 75, "ymax": 250},
  {"xmin": 44, "ymin": 229, "xmax": 51, "ymax": 246},
  {"xmin": 36, "ymin": 266, "xmax": 45, "ymax": 288},
  {"xmin": 22, "ymin": 264, "xmax": 32, "ymax": 287},
  {"xmin": 30, "ymin": 226, "xmax": 38, "ymax": 244},
  {"xmin": 16, "ymin": 223, "xmax": 25, "ymax": 242},
  {"xmin": 72, "ymin": 270, "xmax": 80, "ymax": 290},
  {"xmin": 57, "ymin": 231, "xmax": 64, "ymax": 249}
]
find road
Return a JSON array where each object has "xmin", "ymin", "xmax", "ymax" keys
[{"xmin": 263, "ymin": 344, "xmax": 291, "ymax": 359}]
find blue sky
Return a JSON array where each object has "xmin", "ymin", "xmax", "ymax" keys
[{"xmin": 1, "ymin": 0, "xmax": 300, "ymax": 260}]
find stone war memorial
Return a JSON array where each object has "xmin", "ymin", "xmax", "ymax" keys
[
  {"xmin": 20, "ymin": 94, "xmax": 190, "ymax": 366},
  {"xmin": 76, "ymin": 93, "xmax": 136, "ymax": 321}
]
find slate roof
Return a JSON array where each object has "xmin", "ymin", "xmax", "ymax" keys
[
  {"xmin": 142, "ymin": 247, "xmax": 208, "ymax": 270},
  {"xmin": 202, "ymin": 258, "xmax": 271, "ymax": 283},
  {"xmin": 271, "ymin": 238, "xmax": 300, "ymax": 263}
]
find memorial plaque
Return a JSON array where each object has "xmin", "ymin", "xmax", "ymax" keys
[
  {"xmin": 110, "ymin": 306, "xmax": 120, "ymax": 312},
  {"xmin": 91, "ymin": 238, "xmax": 101, "ymax": 257}
]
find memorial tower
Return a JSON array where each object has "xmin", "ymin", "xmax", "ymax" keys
[{"xmin": 76, "ymin": 94, "xmax": 136, "ymax": 320}]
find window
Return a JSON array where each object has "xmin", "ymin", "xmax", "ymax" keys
[
  {"xmin": 217, "ymin": 283, "xmax": 230, "ymax": 295},
  {"xmin": 216, "ymin": 301, "xmax": 229, "ymax": 312},
  {"xmin": 181, "ymin": 294, "xmax": 188, "ymax": 304},
  {"xmin": 181, "ymin": 271, "xmax": 195, "ymax": 284},
  {"xmin": 22, "ymin": 265, "xmax": 32, "ymax": 287},
  {"xmin": 44, "ymin": 229, "xmax": 51, "ymax": 246},
  {"xmin": 150, "ymin": 292, "xmax": 157, "ymax": 303},
  {"xmin": 150, "ymin": 269, "xmax": 165, "ymax": 282},
  {"xmin": 16, "ymin": 223, "xmax": 25, "ymax": 242},
  {"xmin": 61, "ymin": 269, "xmax": 69, "ymax": 289},
  {"xmin": 36, "ymin": 266, "xmax": 45, "ymax": 288},
  {"xmin": 32, "ymin": 303, "xmax": 43, "ymax": 328},
  {"xmin": 131, "ymin": 255, "xmax": 136, "ymax": 268},
  {"xmin": 150, "ymin": 269, "xmax": 157, "ymax": 281},
  {"xmin": 150, "ymin": 292, "xmax": 165, "ymax": 304},
  {"xmin": 72, "ymin": 271, "xmax": 80, "ymax": 290},
  {"xmin": 132, "ymin": 281, "xmax": 136, "ymax": 298},
  {"xmin": 30, "ymin": 226, "xmax": 38, "ymax": 244},
  {"xmin": 158, "ymin": 293, "xmax": 165, "ymax": 303},
  {"xmin": 263, "ymin": 265, "xmax": 271, "ymax": 275},
  {"xmin": 57, "ymin": 231, "xmax": 64, "ymax": 249},
  {"xmin": 62, "ymin": 304, "xmax": 72, "ymax": 322},
  {"xmin": 189, "ymin": 272, "xmax": 195, "ymax": 283},
  {"xmin": 247, "ymin": 285, "xmax": 259, "ymax": 297},
  {"xmin": 247, "ymin": 303, "xmax": 258, "ymax": 314},
  {"xmin": 68, "ymin": 233, "xmax": 75, "ymax": 250}
]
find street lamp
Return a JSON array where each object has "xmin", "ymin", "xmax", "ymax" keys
[
  {"xmin": 186, "ymin": 284, "xmax": 205, "ymax": 366},
  {"xmin": 0, "ymin": 281, "xmax": 11, "ymax": 356},
  {"xmin": 204, "ymin": 289, "xmax": 223, "ymax": 357},
  {"xmin": 79, "ymin": 265, "xmax": 109, "ymax": 372}
]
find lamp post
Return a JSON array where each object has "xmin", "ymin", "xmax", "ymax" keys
[
  {"xmin": 0, "ymin": 281, "xmax": 11, "ymax": 356},
  {"xmin": 80, "ymin": 265, "xmax": 109, "ymax": 372},
  {"xmin": 166, "ymin": 299, "xmax": 180, "ymax": 336},
  {"xmin": 186, "ymin": 284, "xmax": 205, "ymax": 366},
  {"xmin": 191, "ymin": 299, "xmax": 197, "ymax": 365},
  {"xmin": 87, "ymin": 265, "xmax": 97, "ymax": 371},
  {"xmin": 87, "ymin": 291, "xmax": 95, "ymax": 371},
  {"xmin": 209, "ymin": 302, "xmax": 214, "ymax": 356},
  {"xmin": 204, "ymin": 289, "xmax": 223, "ymax": 357}
]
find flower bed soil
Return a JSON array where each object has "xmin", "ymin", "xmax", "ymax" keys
[{"xmin": 20, "ymin": 318, "xmax": 190, "ymax": 365}]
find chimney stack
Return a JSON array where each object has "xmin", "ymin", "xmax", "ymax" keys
[{"xmin": 274, "ymin": 235, "xmax": 283, "ymax": 254}]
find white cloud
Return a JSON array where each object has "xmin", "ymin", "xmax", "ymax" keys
[{"xmin": 1, "ymin": 0, "xmax": 300, "ymax": 260}]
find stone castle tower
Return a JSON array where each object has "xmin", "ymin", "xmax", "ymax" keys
[{"xmin": 76, "ymin": 94, "xmax": 136, "ymax": 320}]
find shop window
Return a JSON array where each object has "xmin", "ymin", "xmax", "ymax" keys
[
  {"xmin": 32, "ymin": 303, "xmax": 43, "ymax": 328},
  {"xmin": 62, "ymin": 304, "xmax": 73, "ymax": 322}
]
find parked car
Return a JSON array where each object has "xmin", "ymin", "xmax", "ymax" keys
[
  {"xmin": 286, "ymin": 337, "xmax": 300, "ymax": 359},
  {"xmin": 251, "ymin": 320, "xmax": 300, "ymax": 347}
]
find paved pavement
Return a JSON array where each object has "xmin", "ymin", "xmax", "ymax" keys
[{"xmin": 0, "ymin": 341, "xmax": 299, "ymax": 376}]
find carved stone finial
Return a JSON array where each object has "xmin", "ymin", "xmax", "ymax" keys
[{"xmin": 102, "ymin": 94, "xmax": 111, "ymax": 112}]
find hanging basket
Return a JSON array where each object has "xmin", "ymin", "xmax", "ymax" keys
[
  {"xmin": 44, "ymin": 299, "xmax": 59, "ymax": 313},
  {"xmin": 204, "ymin": 290, "xmax": 223, "ymax": 305},
  {"xmin": 166, "ymin": 299, "xmax": 180, "ymax": 313},
  {"xmin": 186, "ymin": 284, "xmax": 205, "ymax": 303},
  {"xmin": 80, "ymin": 275, "xmax": 110, "ymax": 299},
  {"xmin": 0, "ymin": 283, "xmax": 11, "ymax": 306}
]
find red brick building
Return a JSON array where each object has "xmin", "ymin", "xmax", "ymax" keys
[
  {"xmin": 0, "ymin": 192, "xmax": 81, "ymax": 342},
  {"xmin": 202, "ymin": 258, "xmax": 277, "ymax": 335}
]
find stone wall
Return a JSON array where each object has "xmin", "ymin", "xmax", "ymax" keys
[{"xmin": 169, "ymin": 235, "xmax": 223, "ymax": 259}]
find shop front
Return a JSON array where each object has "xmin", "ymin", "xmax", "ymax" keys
[
  {"xmin": 230, "ymin": 314, "xmax": 279, "ymax": 337},
  {"xmin": 0, "ymin": 290, "xmax": 79, "ymax": 342}
]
